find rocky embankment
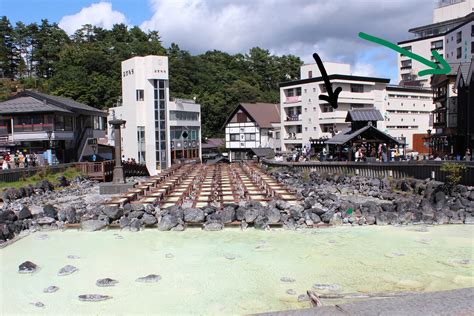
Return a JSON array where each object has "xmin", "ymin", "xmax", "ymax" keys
[{"xmin": 1, "ymin": 168, "xmax": 473, "ymax": 243}]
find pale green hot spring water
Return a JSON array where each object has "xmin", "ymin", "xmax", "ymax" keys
[{"xmin": 1, "ymin": 225, "xmax": 473, "ymax": 315}]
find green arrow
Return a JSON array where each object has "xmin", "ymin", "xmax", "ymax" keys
[{"xmin": 358, "ymin": 32, "xmax": 451, "ymax": 76}]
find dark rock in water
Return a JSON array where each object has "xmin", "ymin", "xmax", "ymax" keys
[
  {"xmin": 184, "ymin": 208, "xmax": 205, "ymax": 223},
  {"xmin": 96, "ymin": 278, "xmax": 118, "ymax": 287},
  {"xmin": 286, "ymin": 289, "xmax": 296, "ymax": 295},
  {"xmin": 81, "ymin": 219, "xmax": 107, "ymax": 232},
  {"xmin": 78, "ymin": 294, "xmax": 112, "ymax": 302},
  {"xmin": 43, "ymin": 286, "xmax": 59, "ymax": 293},
  {"xmin": 67, "ymin": 255, "xmax": 81, "ymax": 259},
  {"xmin": 141, "ymin": 213, "xmax": 157, "ymax": 226},
  {"xmin": 224, "ymin": 254, "xmax": 236, "ymax": 260},
  {"xmin": 58, "ymin": 265, "xmax": 78, "ymax": 276},
  {"xmin": 17, "ymin": 206, "xmax": 32, "ymax": 220},
  {"xmin": 165, "ymin": 253, "xmax": 174, "ymax": 259},
  {"xmin": 30, "ymin": 301, "xmax": 45, "ymax": 308},
  {"xmin": 37, "ymin": 217, "xmax": 55, "ymax": 225},
  {"xmin": 280, "ymin": 277, "xmax": 295, "ymax": 283},
  {"xmin": 297, "ymin": 294, "xmax": 310, "ymax": 302},
  {"xmin": 158, "ymin": 214, "xmax": 178, "ymax": 231},
  {"xmin": 136, "ymin": 274, "xmax": 161, "ymax": 283},
  {"xmin": 203, "ymin": 220, "xmax": 223, "ymax": 231},
  {"xmin": 19, "ymin": 261, "xmax": 38, "ymax": 274},
  {"xmin": 43, "ymin": 204, "xmax": 58, "ymax": 219}
]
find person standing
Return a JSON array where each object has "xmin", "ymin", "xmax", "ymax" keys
[
  {"xmin": 381, "ymin": 143, "xmax": 388, "ymax": 162},
  {"xmin": 465, "ymin": 148, "xmax": 471, "ymax": 161}
]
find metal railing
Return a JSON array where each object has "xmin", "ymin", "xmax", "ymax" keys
[
  {"xmin": 261, "ymin": 159, "xmax": 474, "ymax": 185},
  {"xmin": 0, "ymin": 163, "xmax": 76, "ymax": 183}
]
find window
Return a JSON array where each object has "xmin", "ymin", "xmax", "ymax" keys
[
  {"xmin": 236, "ymin": 112, "xmax": 246, "ymax": 123},
  {"xmin": 230, "ymin": 134, "xmax": 239, "ymax": 141},
  {"xmin": 320, "ymin": 84, "xmax": 327, "ymax": 93},
  {"xmin": 456, "ymin": 31, "xmax": 462, "ymax": 44},
  {"xmin": 400, "ymin": 46, "xmax": 411, "ymax": 57},
  {"xmin": 457, "ymin": 46, "xmax": 462, "ymax": 59},
  {"xmin": 351, "ymin": 84, "xmax": 364, "ymax": 93},
  {"xmin": 308, "ymin": 71, "xmax": 312, "ymax": 78},
  {"xmin": 275, "ymin": 132, "xmax": 280, "ymax": 140},
  {"xmin": 136, "ymin": 89, "xmax": 144, "ymax": 101},
  {"xmin": 313, "ymin": 127, "xmax": 316, "ymax": 131},
  {"xmin": 321, "ymin": 104, "xmax": 334, "ymax": 112},
  {"xmin": 170, "ymin": 111, "xmax": 199, "ymax": 121},
  {"xmin": 296, "ymin": 87, "xmax": 302, "ymax": 96},
  {"xmin": 304, "ymin": 89, "xmax": 307, "ymax": 93},
  {"xmin": 401, "ymin": 60, "xmax": 412, "ymax": 69},
  {"xmin": 472, "ymin": 25, "xmax": 474, "ymax": 36},
  {"xmin": 431, "ymin": 40, "xmax": 443, "ymax": 50},
  {"xmin": 245, "ymin": 133, "xmax": 256, "ymax": 141},
  {"xmin": 471, "ymin": 41, "xmax": 474, "ymax": 54},
  {"xmin": 321, "ymin": 124, "xmax": 334, "ymax": 133},
  {"xmin": 313, "ymin": 88, "xmax": 316, "ymax": 92}
]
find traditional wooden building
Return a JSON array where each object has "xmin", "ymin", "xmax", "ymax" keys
[{"xmin": 0, "ymin": 90, "xmax": 107, "ymax": 162}]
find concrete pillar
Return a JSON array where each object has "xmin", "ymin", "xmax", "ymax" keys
[{"xmin": 109, "ymin": 119, "xmax": 126, "ymax": 184}]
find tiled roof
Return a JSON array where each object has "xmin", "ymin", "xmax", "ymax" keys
[
  {"xmin": 20, "ymin": 90, "xmax": 106, "ymax": 116},
  {"xmin": 0, "ymin": 96, "xmax": 72, "ymax": 114},
  {"xmin": 326, "ymin": 126, "xmax": 399, "ymax": 145},
  {"xmin": 201, "ymin": 138, "xmax": 225, "ymax": 149},
  {"xmin": 346, "ymin": 109, "xmax": 384, "ymax": 122},
  {"xmin": 240, "ymin": 103, "xmax": 280, "ymax": 128},
  {"xmin": 250, "ymin": 147, "xmax": 275, "ymax": 158}
]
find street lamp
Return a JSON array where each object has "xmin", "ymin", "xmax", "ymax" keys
[
  {"xmin": 46, "ymin": 130, "xmax": 53, "ymax": 149},
  {"xmin": 427, "ymin": 129, "xmax": 432, "ymax": 158}
]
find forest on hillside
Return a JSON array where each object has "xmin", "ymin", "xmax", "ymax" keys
[{"xmin": 0, "ymin": 17, "xmax": 303, "ymax": 137}]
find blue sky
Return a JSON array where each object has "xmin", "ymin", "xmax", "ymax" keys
[{"xmin": 1, "ymin": 0, "xmax": 437, "ymax": 83}]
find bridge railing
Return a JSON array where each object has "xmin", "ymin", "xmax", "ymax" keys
[{"xmin": 261, "ymin": 159, "xmax": 474, "ymax": 186}]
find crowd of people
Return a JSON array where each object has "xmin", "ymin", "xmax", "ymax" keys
[{"xmin": 0, "ymin": 151, "xmax": 46, "ymax": 170}]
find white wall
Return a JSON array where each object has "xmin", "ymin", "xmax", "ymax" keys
[
  {"xmin": 433, "ymin": 0, "xmax": 474, "ymax": 23},
  {"xmin": 445, "ymin": 21, "xmax": 474, "ymax": 63}
]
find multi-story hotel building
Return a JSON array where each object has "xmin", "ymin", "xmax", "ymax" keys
[
  {"xmin": 279, "ymin": 62, "xmax": 435, "ymax": 152},
  {"xmin": 109, "ymin": 56, "xmax": 201, "ymax": 175},
  {"xmin": 397, "ymin": 0, "xmax": 473, "ymax": 87}
]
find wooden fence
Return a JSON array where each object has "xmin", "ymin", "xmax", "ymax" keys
[
  {"xmin": 0, "ymin": 160, "xmax": 149, "ymax": 183},
  {"xmin": 261, "ymin": 159, "xmax": 474, "ymax": 186}
]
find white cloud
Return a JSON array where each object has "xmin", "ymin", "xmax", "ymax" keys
[
  {"xmin": 59, "ymin": 2, "xmax": 128, "ymax": 34},
  {"xmin": 140, "ymin": 0, "xmax": 435, "ymax": 83},
  {"xmin": 352, "ymin": 62, "xmax": 378, "ymax": 77}
]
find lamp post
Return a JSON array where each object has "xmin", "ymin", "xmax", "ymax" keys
[
  {"xmin": 108, "ymin": 119, "xmax": 126, "ymax": 183},
  {"xmin": 427, "ymin": 129, "xmax": 432, "ymax": 158},
  {"xmin": 46, "ymin": 129, "xmax": 53, "ymax": 165}
]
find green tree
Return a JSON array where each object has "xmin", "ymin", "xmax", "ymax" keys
[{"xmin": 0, "ymin": 16, "xmax": 19, "ymax": 79}]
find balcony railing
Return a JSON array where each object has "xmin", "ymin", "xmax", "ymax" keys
[
  {"xmin": 284, "ymin": 96, "xmax": 302, "ymax": 104},
  {"xmin": 284, "ymin": 116, "xmax": 302, "ymax": 122}
]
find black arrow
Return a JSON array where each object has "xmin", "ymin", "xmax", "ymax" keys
[{"xmin": 313, "ymin": 53, "xmax": 341, "ymax": 109}]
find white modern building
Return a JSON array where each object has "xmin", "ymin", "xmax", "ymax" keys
[
  {"xmin": 109, "ymin": 55, "xmax": 201, "ymax": 175},
  {"xmin": 397, "ymin": 0, "xmax": 473, "ymax": 86},
  {"xmin": 223, "ymin": 103, "xmax": 281, "ymax": 161},
  {"xmin": 279, "ymin": 62, "xmax": 435, "ymax": 151}
]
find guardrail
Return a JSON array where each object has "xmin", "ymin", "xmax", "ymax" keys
[
  {"xmin": 0, "ymin": 163, "xmax": 76, "ymax": 183},
  {"xmin": 261, "ymin": 159, "xmax": 474, "ymax": 186}
]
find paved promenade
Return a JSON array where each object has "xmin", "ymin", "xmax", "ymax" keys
[{"xmin": 261, "ymin": 288, "xmax": 474, "ymax": 315}]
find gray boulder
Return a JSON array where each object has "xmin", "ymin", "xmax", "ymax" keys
[
  {"xmin": 19, "ymin": 261, "xmax": 38, "ymax": 274},
  {"xmin": 130, "ymin": 218, "xmax": 141, "ymax": 232},
  {"xmin": 37, "ymin": 217, "xmax": 55, "ymax": 225},
  {"xmin": 58, "ymin": 265, "xmax": 78, "ymax": 276},
  {"xmin": 203, "ymin": 221, "xmax": 223, "ymax": 231},
  {"xmin": 136, "ymin": 274, "xmax": 161, "ymax": 283},
  {"xmin": 102, "ymin": 205, "xmax": 123, "ymax": 221},
  {"xmin": 17, "ymin": 206, "xmax": 32, "ymax": 220},
  {"xmin": 81, "ymin": 219, "xmax": 107, "ymax": 232},
  {"xmin": 119, "ymin": 216, "xmax": 131, "ymax": 228},
  {"xmin": 184, "ymin": 208, "xmax": 205, "ymax": 223},
  {"xmin": 65, "ymin": 206, "xmax": 77, "ymax": 224},
  {"xmin": 43, "ymin": 204, "xmax": 57, "ymax": 219},
  {"xmin": 96, "ymin": 278, "xmax": 118, "ymax": 287},
  {"xmin": 43, "ymin": 286, "xmax": 59, "ymax": 293},
  {"xmin": 141, "ymin": 213, "xmax": 157, "ymax": 226},
  {"xmin": 78, "ymin": 294, "xmax": 112, "ymax": 302},
  {"xmin": 158, "ymin": 214, "xmax": 178, "ymax": 231},
  {"xmin": 218, "ymin": 206, "xmax": 235, "ymax": 223},
  {"xmin": 244, "ymin": 208, "xmax": 264, "ymax": 223},
  {"xmin": 264, "ymin": 207, "xmax": 281, "ymax": 224}
]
